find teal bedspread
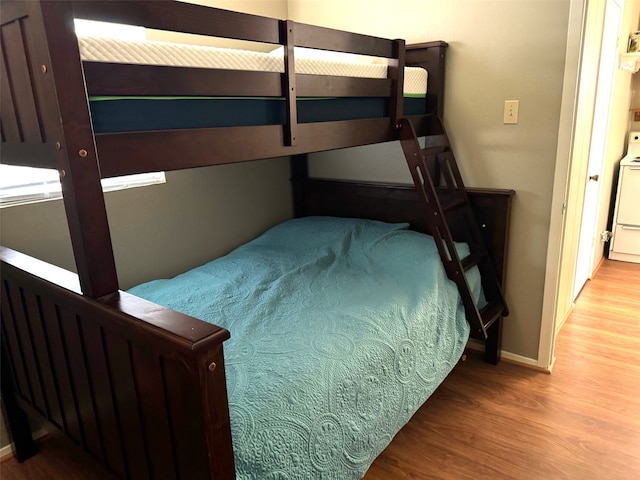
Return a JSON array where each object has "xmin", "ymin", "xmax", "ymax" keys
[{"xmin": 129, "ymin": 217, "xmax": 477, "ymax": 479}]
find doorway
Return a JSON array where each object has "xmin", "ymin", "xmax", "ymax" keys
[{"xmin": 573, "ymin": 0, "xmax": 624, "ymax": 301}]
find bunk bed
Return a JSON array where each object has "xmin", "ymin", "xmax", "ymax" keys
[{"xmin": 0, "ymin": 1, "xmax": 514, "ymax": 479}]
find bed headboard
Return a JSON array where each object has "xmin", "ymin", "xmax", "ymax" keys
[{"xmin": 292, "ymin": 171, "xmax": 514, "ymax": 287}]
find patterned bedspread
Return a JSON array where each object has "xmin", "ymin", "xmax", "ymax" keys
[{"xmin": 129, "ymin": 217, "xmax": 475, "ymax": 479}]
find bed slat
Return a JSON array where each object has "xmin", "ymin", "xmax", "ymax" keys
[
  {"xmin": 132, "ymin": 350, "xmax": 178, "ymax": 480},
  {"xmin": 71, "ymin": 0, "xmax": 281, "ymax": 45},
  {"xmin": 0, "ymin": 50, "xmax": 21, "ymax": 143},
  {"xmin": 104, "ymin": 334, "xmax": 151, "ymax": 480},
  {"xmin": 0, "ymin": 18, "xmax": 44, "ymax": 143},
  {"xmin": 6, "ymin": 284, "xmax": 47, "ymax": 415},
  {"xmin": 82, "ymin": 322, "xmax": 128, "ymax": 478},
  {"xmin": 95, "ymin": 118, "xmax": 396, "ymax": 178},
  {"xmin": 22, "ymin": 293, "xmax": 63, "ymax": 428},
  {"xmin": 60, "ymin": 310, "xmax": 105, "ymax": 462},
  {"xmin": 1, "ymin": 282, "xmax": 32, "ymax": 402},
  {"xmin": 40, "ymin": 298, "xmax": 85, "ymax": 445}
]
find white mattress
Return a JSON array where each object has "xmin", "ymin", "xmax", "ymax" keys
[{"xmin": 78, "ymin": 36, "xmax": 427, "ymax": 95}]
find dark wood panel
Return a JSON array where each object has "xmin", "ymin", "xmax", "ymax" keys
[
  {"xmin": 295, "ymin": 22, "xmax": 395, "ymax": 57},
  {"xmin": 7, "ymin": 284, "xmax": 47, "ymax": 414},
  {"xmin": 58, "ymin": 310, "xmax": 104, "ymax": 462},
  {"xmin": 22, "ymin": 292, "xmax": 64, "ymax": 428},
  {"xmin": 0, "ymin": 142, "xmax": 59, "ymax": 169},
  {"xmin": 163, "ymin": 359, "xmax": 211, "ymax": 479},
  {"xmin": 0, "ymin": 44, "xmax": 21, "ymax": 143},
  {"xmin": 82, "ymin": 322, "xmax": 127, "ymax": 478},
  {"xmin": 131, "ymin": 349, "xmax": 177, "ymax": 480},
  {"xmin": 95, "ymin": 118, "xmax": 397, "ymax": 178},
  {"xmin": 1, "ymin": 19, "xmax": 43, "ymax": 142},
  {"xmin": 1, "ymin": 248, "xmax": 234, "ymax": 480},
  {"xmin": 297, "ymin": 74, "xmax": 391, "ymax": 97},
  {"xmin": 1, "ymin": 281, "xmax": 32, "ymax": 401},
  {"xmin": 406, "ymin": 42, "xmax": 447, "ymax": 118},
  {"xmin": 103, "ymin": 333, "xmax": 150, "ymax": 480},
  {"xmin": 71, "ymin": 0, "xmax": 281, "ymax": 44},
  {"xmin": 84, "ymin": 63, "xmax": 283, "ymax": 97},
  {"xmin": 40, "ymin": 298, "xmax": 84, "ymax": 444}
]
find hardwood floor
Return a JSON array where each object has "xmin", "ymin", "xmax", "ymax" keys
[{"xmin": 2, "ymin": 259, "xmax": 639, "ymax": 479}]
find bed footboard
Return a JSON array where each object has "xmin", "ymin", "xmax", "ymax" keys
[{"xmin": 0, "ymin": 247, "xmax": 235, "ymax": 479}]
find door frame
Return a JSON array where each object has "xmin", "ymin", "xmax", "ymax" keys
[
  {"xmin": 538, "ymin": 0, "xmax": 614, "ymax": 370},
  {"xmin": 573, "ymin": 0, "xmax": 624, "ymax": 301}
]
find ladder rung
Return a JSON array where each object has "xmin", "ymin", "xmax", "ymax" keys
[
  {"xmin": 480, "ymin": 301, "xmax": 506, "ymax": 329},
  {"xmin": 421, "ymin": 146, "xmax": 448, "ymax": 156},
  {"xmin": 461, "ymin": 251, "xmax": 482, "ymax": 271}
]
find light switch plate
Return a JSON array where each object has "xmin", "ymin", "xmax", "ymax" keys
[{"xmin": 503, "ymin": 100, "xmax": 519, "ymax": 124}]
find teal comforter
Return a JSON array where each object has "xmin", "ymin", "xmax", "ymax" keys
[{"xmin": 129, "ymin": 217, "xmax": 476, "ymax": 479}]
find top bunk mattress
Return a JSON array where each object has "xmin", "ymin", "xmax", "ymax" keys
[
  {"xmin": 78, "ymin": 36, "xmax": 428, "ymax": 133},
  {"xmin": 128, "ymin": 216, "xmax": 478, "ymax": 479},
  {"xmin": 78, "ymin": 36, "xmax": 428, "ymax": 94}
]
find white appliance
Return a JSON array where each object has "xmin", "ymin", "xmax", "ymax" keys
[{"xmin": 609, "ymin": 131, "xmax": 640, "ymax": 263}]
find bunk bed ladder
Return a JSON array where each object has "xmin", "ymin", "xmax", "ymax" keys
[{"xmin": 398, "ymin": 117, "xmax": 508, "ymax": 339}]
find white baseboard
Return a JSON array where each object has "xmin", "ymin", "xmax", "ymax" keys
[
  {"xmin": 466, "ymin": 339, "xmax": 547, "ymax": 371},
  {"xmin": 0, "ymin": 429, "xmax": 48, "ymax": 462}
]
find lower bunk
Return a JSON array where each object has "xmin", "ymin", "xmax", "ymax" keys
[{"xmin": 0, "ymin": 179, "xmax": 513, "ymax": 480}]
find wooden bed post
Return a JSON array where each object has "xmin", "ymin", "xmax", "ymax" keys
[
  {"xmin": 406, "ymin": 41, "xmax": 448, "ymax": 117},
  {"xmin": 0, "ymin": 338, "xmax": 38, "ymax": 462},
  {"xmin": 35, "ymin": 1, "xmax": 119, "ymax": 298}
]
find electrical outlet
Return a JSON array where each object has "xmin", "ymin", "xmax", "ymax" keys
[{"xmin": 503, "ymin": 100, "xmax": 519, "ymax": 124}]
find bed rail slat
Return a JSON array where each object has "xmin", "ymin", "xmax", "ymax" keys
[
  {"xmin": 163, "ymin": 359, "xmax": 212, "ymax": 479},
  {"xmin": 6, "ymin": 284, "xmax": 47, "ymax": 414},
  {"xmin": 59, "ymin": 309, "xmax": 105, "ymax": 461},
  {"xmin": 83, "ymin": 63, "xmax": 283, "ymax": 97},
  {"xmin": 0, "ymin": 50, "xmax": 21, "ymax": 143},
  {"xmin": 105, "ymin": 335, "xmax": 152, "ymax": 480},
  {"xmin": 22, "ymin": 293, "xmax": 63, "ymax": 428},
  {"xmin": 294, "ymin": 23, "xmax": 395, "ymax": 57},
  {"xmin": 71, "ymin": 0, "xmax": 281, "ymax": 45},
  {"xmin": 95, "ymin": 118, "xmax": 396, "ymax": 178},
  {"xmin": 40, "ymin": 298, "xmax": 85, "ymax": 445},
  {"xmin": 132, "ymin": 350, "xmax": 179, "ymax": 480},
  {"xmin": 82, "ymin": 322, "xmax": 128, "ymax": 478},
  {"xmin": 1, "ymin": 283, "xmax": 32, "ymax": 402},
  {"xmin": 0, "ymin": 18, "xmax": 44, "ymax": 143}
]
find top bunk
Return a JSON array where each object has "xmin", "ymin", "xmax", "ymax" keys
[{"xmin": 1, "ymin": 0, "xmax": 447, "ymax": 178}]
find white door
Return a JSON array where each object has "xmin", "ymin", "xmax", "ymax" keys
[{"xmin": 572, "ymin": 0, "xmax": 623, "ymax": 300}]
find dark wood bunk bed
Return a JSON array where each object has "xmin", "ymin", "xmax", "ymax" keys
[{"xmin": 0, "ymin": 1, "xmax": 514, "ymax": 479}]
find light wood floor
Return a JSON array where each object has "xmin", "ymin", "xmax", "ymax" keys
[{"xmin": 2, "ymin": 259, "xmax": 639, "ymax": 480}]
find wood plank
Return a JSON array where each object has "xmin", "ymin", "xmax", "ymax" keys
[
  {"xmin": 6, "ymin": 283, "xmax": 47, "ymax": 414},
  {"xmin": 71, "ymin": 0, "xmax": 280, "ymax": 44},
  {"xmin": 130, "ymin": 348, "xmax": 177, "ymax": 480},
  {"xmin": 22, "ymin": 293, "xmax": 63, "ymax": 428},
  {"xmin": 84, "ymin": 63, "xmax": 283, "ymax": 97},
  {"xmin": 163, "ymin": 359, "xmax": 211, "ymax": 479},
  {"xmin": 1, "ymin": 19, "xmax": 43, "ymax": 142},
  {"xmin": 0, "ymin": 40, "xmax": 21, "ymax": 143},
  {"xmin": 95, "ymin": 119, "xmax": 396, "ymax": 178},
  {"xmin": 81, "ymin": 322, "xmax": 127, "ymax": 478},
  {"xmin": 102, "ymin": 333, "xmax": 150, "ymax": 480},
  {"xmin": 39, "ymin": 298, "xmax": 84, "ymax": 444},
  {"xmin": 57, "ymin": 310, "xmax": 104, "ymax": 462},
  {"xmin": 1, "ymin": 280, "xmax": 32, "ymax": 400}
]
